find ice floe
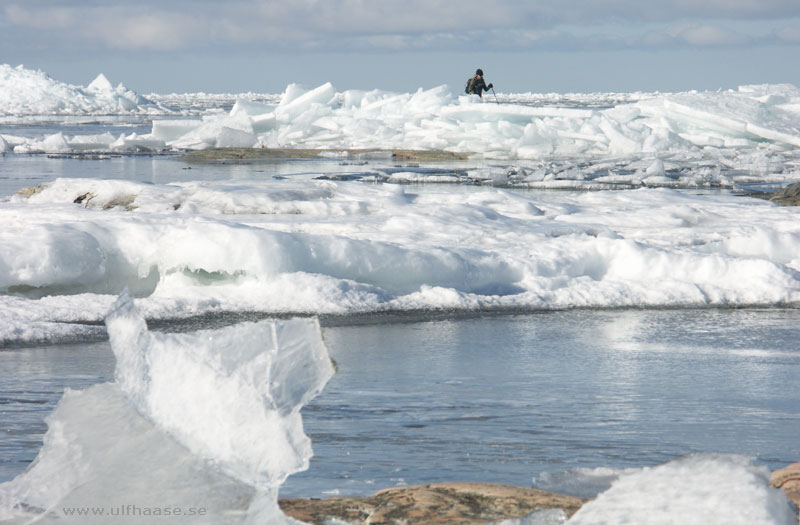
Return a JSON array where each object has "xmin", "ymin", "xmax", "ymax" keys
[
  {"xmin": 0, "ymin": 293, "xmax": 333, "ymax": 523},
  {"xmin": 2, "ymin": 177, "xmax": 800, "ymax": 345}
]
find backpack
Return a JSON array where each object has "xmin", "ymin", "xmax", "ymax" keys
[{"xmin": 465, "ymin": 77, "xmax": 476, "ymax": 95}]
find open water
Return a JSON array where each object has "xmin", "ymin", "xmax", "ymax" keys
[{"xmin": 2, "ymin": 308, "xmax": 798, "ymax": 499}]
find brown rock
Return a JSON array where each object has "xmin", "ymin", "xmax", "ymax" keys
[
  {"xmin": 768, "ymin": 181, "xmax": 800, "ymax": 206},
  {"xmin": 182, "ymin": 148, "xmax": 472, "ymax": 163},
  {"xmin": 771, "ymin": 462, "xmax": 800, "ymax": 511},
  {"xmin": 279, "ymin": 482, "xmax": 586, "ymax": 524},
  {"xmin": 15, "ymin": 184, "xmax": 45, "ymax": 197}
]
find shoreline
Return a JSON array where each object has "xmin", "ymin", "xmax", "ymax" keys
[
  {"xmin": 182, "ymin": 147, "xmax": 474, "ymax": 163},
  {"xmin": 278, "ymin": 463, "xmax": 800, "ymax": 524}
]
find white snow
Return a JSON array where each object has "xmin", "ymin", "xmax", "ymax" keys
[
  {"xmin": 0, "ymin": 293, "xmax": 333, "ymax": 523},
  {"xmin": 2, "ymin": 176, "xmax": 800, "ymax": 345},
  {"xmin": 503, "ymin": 456, "xmax": 796, "ymax": 524},
  {"xmin": 568, "ymin": 454, "xmax": 795, "ymax": 525}
]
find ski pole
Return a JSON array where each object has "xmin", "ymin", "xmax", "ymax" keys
[{"xmin": 491, "ymin": 87, "xmax": 499, "ymax": 104}]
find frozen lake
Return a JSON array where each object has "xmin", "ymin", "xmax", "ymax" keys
[{"xmin": 2, "ymin": 309, "xmax": 798, "ymax": 500}]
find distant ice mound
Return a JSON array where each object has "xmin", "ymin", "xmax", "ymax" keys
[
  {"xmin": 0, "ymin": 293, "xmax": 334, "ymax": 523},
  {"xmin": 0, "ymin": 64, "xmax": 163, "ymax": 116}
]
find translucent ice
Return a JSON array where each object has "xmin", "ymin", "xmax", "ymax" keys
[
  {"xmin": 0, "ymin": 293, "xmax": 333, "ymax": 523},
  {"xmin": 106, "ymin": 292, "xmax": 335, "ymax": 487}
]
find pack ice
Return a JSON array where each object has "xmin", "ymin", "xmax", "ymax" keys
[
  {"xmin": 0, "ymin": 64, "xmax": 161, "ymax": 117},
  {"xmin": 2, "ymin": 64, "xmax": 800, "ymax": 162},
  {"xmin": 3, "ymin": 176, "xmax": 800, "ymax": 346},
  {"xmin": 0, "ymin": 292, "xmax": 334, "ymax": 524},
  {"xmin": 158, "ymin": 81, "xmax": 800, "ymax": 158}
]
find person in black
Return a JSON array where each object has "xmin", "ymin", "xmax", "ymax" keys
[{"xmin": 465, "ymin": 69, "xmax": 493, "ymax": 97}]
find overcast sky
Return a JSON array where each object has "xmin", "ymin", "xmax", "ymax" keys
[{"xmin": 3, "ymin": 0, "xmax": 800, "ymax": 94}]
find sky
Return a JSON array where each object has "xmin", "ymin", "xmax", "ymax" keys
[{"xmin": 2, "ymin": 0, "xmax": 800, "ymax": 95}]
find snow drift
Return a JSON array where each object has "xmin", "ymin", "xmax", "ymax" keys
[{"xmin": 568, "ymin": 454, "xmax": 795, "ymax": 525}]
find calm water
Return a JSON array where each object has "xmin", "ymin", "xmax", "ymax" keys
[
  {"xmin": 2, "ymin": 309, "xmax": 798, "ymax": 498},
  {"xmin": 0, "ymin": 149, "xmax": 488, "ymax": 200}
]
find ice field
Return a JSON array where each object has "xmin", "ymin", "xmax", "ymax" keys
[
  {"xmin": 3, "ymin": 171, "xmax": 800, "ymax": 346},
  {"xmin": 2, "ymin": 63, "xmax": 800, "ymax": 186},
  {"xmin": 1, "ymin": 64, "xmax": 799, "ymax": 523}
]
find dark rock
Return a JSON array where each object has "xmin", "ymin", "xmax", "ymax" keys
[{"xmin": 768, "ymin": 182, "xmax": 800, "ymax": 206}]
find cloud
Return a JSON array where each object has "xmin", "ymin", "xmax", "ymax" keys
[
  {"xmin": 668, "ymin": 0, "xmax": 800, "ymax": 19},
  {"xmin": 4, "ymin": 5, "xmax": 77, "ymax": 29},
  {"xmin": 3, "ymin": 5, "xmax": 210, "ymax": 51},
  {"xmin": 775, "ymin": 26, "xmax": 800, "ymax": 43},
  {"xmin": 672, "ymin": 24, "xmax": 751, "ymax": 46},
  {"xmin": 2, "ymin": 0, "xmax": 800, "ymax": 54},
  {"xmin": 89, "ymin": 12, "xmax": 200, "ymax": 50}
]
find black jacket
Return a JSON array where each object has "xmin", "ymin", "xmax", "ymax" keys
[{"xmin": 466, "ymin": 75, "xmax": 492, "ymax": 97}]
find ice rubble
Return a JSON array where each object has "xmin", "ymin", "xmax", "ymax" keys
[
  {"xmin": 0, "ymin": 65, "xmax": 162, "ymax": 116},
  {"xmin": 110, "ymin": 81, "xmax": 800, "ymax": 157},
  {"xmin": 2, "ymin": 177, "xmax": 800, "ymax": 345},
  {"xmin": 1, "ymin": 64, "xmax": 799, "ymax": 162},
  {"xmin": 0, "ymin": 293, "xmax": 334, "ymax": 523}
]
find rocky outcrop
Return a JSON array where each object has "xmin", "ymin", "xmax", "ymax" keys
[
  {"xmin": 279, "ymin": 482, "xmax": 586, "ymax": 524},
  {"xmin": 279, "ymin": 463, "xmax": 800, "ymax": 524},
  {"xmin": 768, "ymin": 182, "xmax": 800, "ymax": 206},
  {"xmin": 771, "ymin": 462, "xmax": 800, "ymax": 517},
  {"xmin": 15, "ymin": 184, "xmax": 44, "ymax": 197}
]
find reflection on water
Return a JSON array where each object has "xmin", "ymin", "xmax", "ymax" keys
[
  {"xmin": 0, "ymin": 342, "xmax": 114, "ymax": 482},
  {"xmin": 1, "ymin": 309, "xmax": 798, "ymax": 499},
  {"xmin": 287, "ymin": 308, "xmax": 800, "ymax": 497},
  {"xmin": 0, "ymin": 150, "xmax": 487, "ymax": 199}
]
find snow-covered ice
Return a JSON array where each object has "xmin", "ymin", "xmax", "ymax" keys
[
  {"xmin": 501, "ymin": 455, "xmax": 796, "ymax": 524},
  {"xmin": 567, "ymin": 454, "xmax": 796, "ymax": 525},
  {"xmin": 0, "ymin": 65, "xmax": 165, "ymax": 117},
  {"xmin": 2, "ymin": 64, "xmax": 800, "ymax": 173},
  {"xmin": 2, "ymin": 176, "xmax": 800, "ymax": 345}
]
